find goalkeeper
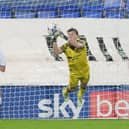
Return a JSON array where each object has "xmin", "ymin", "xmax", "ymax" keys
[{"xmin": 53, "ymin": 28, "xmax": 90, "ymax": 106}]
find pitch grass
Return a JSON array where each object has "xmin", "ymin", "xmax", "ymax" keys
[{"xmin": 0, "ymin": 119, "xmax": 129, "ymax": 129}]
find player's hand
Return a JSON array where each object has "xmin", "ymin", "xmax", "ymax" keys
[
  {"xmin": 53, "ymin": 30, "xmax": 67, "ymax": 42},
  {"xmin": 52, "ymin": 31, "xmax": 60, "ymax": 42},
  {"xmin": 68, "ymin": 37, "xmax": 77, "ymax": 45},
  {"xmin": 53, "ymin": 30, "xmax": 61, "ymax": 38}
]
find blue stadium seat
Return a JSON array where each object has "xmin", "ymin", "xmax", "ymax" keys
[
  {"xmin": 82, "ymin": 11, "xmax": 102, "ymax": 18},
  {"xmin": 126, "ymin": 0, "xmax": 129, "ymax": 7},
  {"xmin": 105, "ymin": 9, "xmax": 125, "ymax": 18},
  {"xmin": 0, "ymin": 5, "xmax": 12, "ymax": 18},
  {"xmin": 126, "ymin": 0, "xmax": 129, "ymax": 10},
  {"xmin": 13, "ymin": 5, "xmax": 36, "ymax": 18},
  {"xmin": 60, "ymin": 11, "xmax": 80, "ymax": 18},
  {"xmin": 82, "ymin": 5, "xmax": 103, "ymax": 18},
  {"xmin": 0, "ymin": 11, "xmax": 12, "ymax": 18},
  {"xmin": 126, "ymin": 0, "xmax": 129, "ymax": 18},
  {"xmin": 34, "ymin": 5, "xmax": 57, "ymax": 11},
  {"xmin": 82, "ymin": 5, "xmax": 103, "ymax": 11},
  {"xmin": 104, "ymin": 0, "xmax": 125, "ymax": 9},
  {"xmin": 104, "ymin": 0, "xmax": 126, "ymax": 18},
  {"xmin": 35, "ymin": 5, "xmax": 57, "ymax": 18},
  {"xmin": 59, "ymin": 5, "xmax": 81, "ymax": 18},
  {"xmin": 13, "ymin": 5, "xmax": 34, "ymax": 11},
  {"xmin": 37, "ymin": 11, "xmax": 57, "ymax": 18},
  {"xmin": 15, "ymin": 11, "xmax": 36, "ymax": 18}
]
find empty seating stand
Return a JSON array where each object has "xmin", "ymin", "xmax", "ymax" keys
[
  {"xmin": 13, "ymin": 6, "xmax": 36, "ymax": 18},
  {"xmin": 105, "ymin": 9, "xmax": 125, "ymax": 18},
  {"xmin": 82, "ymin": 5, "xmax": 103, "ymax": 18},
  {"xmin": 0, "ymin": 0, "xmax": 129, "ymax": 19},
  {"xmin": 15, "ymin": 11, "xmax": 36, "ymax": 18},
  {"xmin": 126, "ymin": 0, "xmax": 129, "ymax": 18},
  {"xmin": 37, "ymin": 11, "xmax": 57, "ymax": 18},
  {"xmin": 0, "ymin": 6, "xmax": 12, "ymax": 18},
  {"xmin": 36, "ymin": 5, "xmax": 57, "ymax": 18},
  {"xmin": 59, "ymin": 5, "xmax": 81, "ymax": 18},
  {"xmin": 104, "ymin": 0, "xmax": 126, "ymax": 18}
]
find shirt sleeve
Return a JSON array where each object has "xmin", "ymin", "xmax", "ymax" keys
[{"xmin": 0, "ymin": 51, "xmax": 6, "ymax": 66}]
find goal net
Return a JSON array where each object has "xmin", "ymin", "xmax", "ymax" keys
[
  {"xmin": 0, "ymin": 85, "xmax": 129, "ymax": 119},
  {"xmin": 0, "ymin": 0, "xmax": 129, "ymax": 120}
]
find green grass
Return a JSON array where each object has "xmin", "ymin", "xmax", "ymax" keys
[{"xmin": 0, "ymin": 119, "xmax": 129, "ymax": 129}]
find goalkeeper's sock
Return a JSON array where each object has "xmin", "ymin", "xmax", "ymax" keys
[
  {"xmin": 77, "ymin": 87, "xmax": 86, "ymax": 106},
  {"xmin": 62, "ymin": 87, "xmax": 69, "ymax": 102}
]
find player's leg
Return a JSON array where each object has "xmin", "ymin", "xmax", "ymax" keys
[
  {"xmin": 77, "ymin": 73, "xmax": 90, "ymax": 106},
  {"xmin": 62, "ymin": 74, "xmax": 78, "ymax": 101}
]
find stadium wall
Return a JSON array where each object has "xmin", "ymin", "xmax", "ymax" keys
[{"xmin": 0, "ymin": 19, "xmax": 129, "ymax": 119}]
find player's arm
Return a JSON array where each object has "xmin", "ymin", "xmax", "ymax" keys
[
  {"xmin": 0, "ymin": 65, "xmax": 6, "ymax": 72},
  {"xmin": 53, "ymin": 42, "xmax": 63, "ymax": 55},
  {"xmin": 52, "ymin": 29, "xmax": 66, "ymax": 55}
]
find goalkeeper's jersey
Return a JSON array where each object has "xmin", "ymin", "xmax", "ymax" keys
[{"xmin": 61, "ymin": 39, "xmax": 89, "ymax": 74}]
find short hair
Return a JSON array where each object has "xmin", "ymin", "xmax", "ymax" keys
[{"xmin": 67, "ymin": 28, "xmax": 79, "ymax": 35}]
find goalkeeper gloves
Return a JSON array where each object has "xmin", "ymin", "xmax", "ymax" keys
[
  {"xmin": 52, "ymin": 30, "xmax": 61, "ymax": 42},
  {"xmin": 52, "ymin": 29, "xmax": 68, "ymax": 42}
]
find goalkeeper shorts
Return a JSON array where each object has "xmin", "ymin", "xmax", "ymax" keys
[{"xmin": 68, "ymin": 70, "xmax": 90, "ymax": 89}]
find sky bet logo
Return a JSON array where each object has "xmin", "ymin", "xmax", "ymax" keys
[
  {"xmin": 90, "ymin": 91, "xmax": 129, "ymax": 118},
  {"xmin": 38, "ymin": 94, "xmax": 84, "ymax": 119}
]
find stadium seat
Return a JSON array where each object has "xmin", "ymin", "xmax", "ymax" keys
[
  {"xmin": 82, "ymin": 5, "xmax": 103, "ymax": 18},
  {"xmin": 12, "ymin": 5, "xmax": 36, "ymax": 18},
  {"xmin": 104, "ymin": 0, "xmax": 126, "ymax": 18},
  {"xmin": 126, "ymin": 0, "xmax": 129, "ymax": 7},
  {"xmin": 82, "ymin": 10, "xmax": 102, "ymax": 18},
  {"xmin": 0, "ymin": 11, "xmax": 12, "ymax": 18},
  {"xmin": 15, "ymin": 11, "xmax": 36, "ymax": 18},
  {"xmin": 104, "ymin": 0, "xmax": 125, "ymax": 9},
  {"xmin": 0, "ymin": 6, "xmax": 12, "ymax": 18},
  {"xmin": 59, "ymin": 5, "xmax": 81, "ymax": 18},
  {"xmin": 37, "ymin": 11, "xmax": 57, "ymax": 18},
  {"xmin": 60, "ymin": 11, "xmax": 80, "ymax": 18},
  {"xmin": 13, "ymin": 6, "xmax": 34, "ymax": 11},
  {"xmin": 82, "ymin": 5, "xmax": 103, "ymax": 11},
  {"xmin": 35, "ymin": 5, "xmax": 57, "ymax": 18},
  {"xmin": 105, "ymin": 9, "xmax": 125, "ymax": 18},
  {"xmin": 125, "ymin": 0, "xmax": 129, "ymax": 18},
  {"xmin": 36, "ymin": 5, "xmax": 56, "ymax": 11}
]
